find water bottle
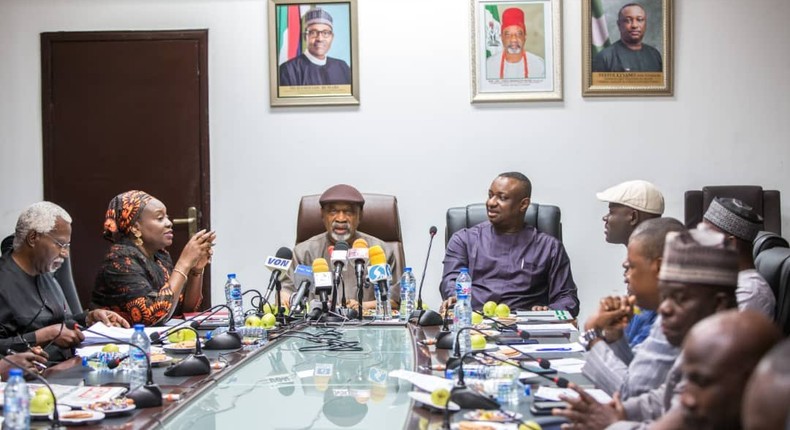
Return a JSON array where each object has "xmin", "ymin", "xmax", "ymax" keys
[
  {"xmin": 444, "ymin": 364, "xmax": 520, "ymax": 380},
  {"xmin": 129, "ymin": 323, "xmax": 151, "ymax": 392},
  {"xmin": 399, "ymin": 268, "xmax": 416, "ymax": 321},
  {"xmin": 225, "ymin": 273, "xmax": 244, "ymax": 326},
  {"xmin": 3, "ymin": 368, "xmax": 30, "ymax": 429},
  {"xmin": 453, "ymin": 293, "xmax": 472, "ymax": 355},
  {"xmin": 456, "ymin": 268, "xmax": 472, "ymax": 306}
]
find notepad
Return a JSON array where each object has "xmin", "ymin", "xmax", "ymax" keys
[
  {"xmin": 511, "ymin": 342, "xmax": 584, "ymax": 355},
  {"xmin": 535, "ymin": 386, "xmax": 613, "ymax": 404},
  {"xmin": 517, "ymin": 323, "xmax": 578, "ymax": 334},
  {"xmin": 80, "ymin": 322, "xmax": 161, "ymax": 345}
]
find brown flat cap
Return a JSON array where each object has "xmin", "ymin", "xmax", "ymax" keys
[{"xmin": 319, "ymin": 184, "xmax": 365, "ymax": 207}]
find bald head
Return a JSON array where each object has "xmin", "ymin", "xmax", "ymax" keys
[
  {"xmin": 680, "ymin": 310, "xmax": 781, "ymax": 430},
  {"xmin": 743, "ymin": 338, "xmax": 790, "ymax": 430}
]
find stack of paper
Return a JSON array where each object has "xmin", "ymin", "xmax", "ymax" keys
[
  {"xmin": 517, "ymin": 323, "xmax": 578, "ymax": 334},
  {"xmin": 511, "ymin": 342, "xmax": 584, "ymax": 355},
  {"xmin": 80, "ymin": 322, "xmax": 161, "ymax": 345},
  {"xmin": 516, "ymin": 310, "xmax": 574, "ymax": 322},
  {"xmin": 535, "ymin": 386, "xmax": 612, "ymax": 403}
]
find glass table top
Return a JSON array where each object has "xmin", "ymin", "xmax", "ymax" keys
[{"xmin": 160, "ymin": 325, "xmax": 416, "ymax": 430}]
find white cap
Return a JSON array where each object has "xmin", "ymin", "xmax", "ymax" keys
[{"xmin": 596, "ymin": 180, "xmax": 665, "ymax": 215}]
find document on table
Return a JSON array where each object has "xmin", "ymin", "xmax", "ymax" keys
[
  {"xmin": 517, "ymin": 323, "xmax": 578, "ymax": 334},
  {"xmin": 511, "ymin": 342, "xmax": 585, "ymax": 355},
  {"xmin": 535, "ymin": 386, "xmax": 613, "ymax": 403},
  {"xmin": 389, "ymin": 369, "xmax": 454, "ymax": 392},
  {"xmin": 80, "ymin": 322, "xmax": 161, "ymax": 345},
  {"xmin": 547, "ymin": 358, "xmax": 586, "ymax": 374}
]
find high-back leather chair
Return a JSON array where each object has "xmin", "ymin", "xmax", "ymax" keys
[
  {"xmin": 753, "ymin": 231, "xmax": 789, "ymax": 261},
  {"xmin": 295, "ymin": 194, "xmax": 405, "ymax": 270},
  {"xmin": 1, "ymin": 234, "xmax": 84, "ymax": 315},
  {"xmin": 755, "ymin": 247, "xmax": 790, "ymax": 336},
  {"xmin": 684, "ymin": 186, "xmax": 781, "ymax": 235},
  {"xmin": 445, "ymin": 202, "xmax": 562, "ymax": 245}
]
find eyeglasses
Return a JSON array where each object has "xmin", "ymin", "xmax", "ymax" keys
[
  {"xmin": 43, "ymin": 233, "xmax": 71, "ymax": 250},
  {"xmin": 305, "ymin": 30, "xmax": 333, "ymax": 39}
]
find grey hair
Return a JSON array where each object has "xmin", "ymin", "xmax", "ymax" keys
[{"xmin": 13, "ymin": 202, "xmax": 72, "ymax": 250}]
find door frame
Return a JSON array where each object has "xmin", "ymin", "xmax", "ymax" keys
[{"xmin": 40, "ymin": 30, "xmax": 212, "ymax": 309}]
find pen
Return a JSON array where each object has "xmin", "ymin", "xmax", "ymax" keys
[
  {"xmin": 7, "ymin": 350, "xmax": 48, "ymax": 370},
  {"xmin": 535, "ymin": 347, "xmax": 572, "ymax": 352}
]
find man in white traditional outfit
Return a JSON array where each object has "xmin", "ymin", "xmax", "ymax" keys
[{"xmin": 486, "ymin": 8, "xmax": 545, "ymax": 80}]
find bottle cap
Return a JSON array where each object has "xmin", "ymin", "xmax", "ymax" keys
[
  {"xmin": 405, "ymin": 267, "xmax": 412, "ymax": 272},
  {"xmin": 9, "ymin": 368, "xmax": 23, "ymax": 377},
  {"xmin": 134, "ymin": 324, "xmax": 145, "ymax": 331},
  {"xmin": 460, "ymin": 268, "xmax": 469, "ymax": 273},
  {"xmin": 228, "ymin": 273, "xmax": 236, "ymax": 279}
]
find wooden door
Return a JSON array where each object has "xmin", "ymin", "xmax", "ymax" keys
[{"xmin": 41, "ymin": 30, "xmax": 211, "ymax": 310}]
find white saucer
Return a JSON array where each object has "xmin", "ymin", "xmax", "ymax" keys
[
  {"xmin": 408, "ymin": 391, "xmax": 460, "ymax": 411},
  {"xmin": 58, "ymin": 410, "xmax": 105, "ymax": 425}
]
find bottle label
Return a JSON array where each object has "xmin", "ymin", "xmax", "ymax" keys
[
  {"xmin": 457, "ymin": 281, "xmax": 471, "ymax": 297},
  {"xmin": 230, "ymin": 288, "xmax": 242, "ymax": 300}
]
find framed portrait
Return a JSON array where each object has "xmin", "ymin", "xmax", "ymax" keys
[
  {"xmin": 582, "ymin": 0, "xmax": 673, "ymax": 96},
  {"xmin": 470, "ymin": 0, "xmax": 563, "ymax": 103},
  {"xmin": 268, "ymin": 0, "xmax": 359, "ymax": 107}
]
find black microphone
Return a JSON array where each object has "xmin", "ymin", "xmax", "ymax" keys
[
  {"xmin": 0, "ymin": 355, "xmax": 63, "ymax": 429},
  {"xmin": 481, "ymin": 350, "xmax": 569, "ymax": 388},
  {"xmin": 330, "ymin": 241, "xmax": 349, "ymax": 287},
  {"xmin": 107, "ymin": 354, "xmax": 129, "ymax": 370},
  {"xmin": 444, "ymin": 327, "xmax": 496, "ymax": 367},
  {"xmin": 441, "ymin": 349, "xmax": 500, "ymax": 428},
  {"xmin": 290, "ymin": 267, "xmax": 313, "ymax": 315},
  {"xmin": 203, "ymin": 304, "xmax": 242, "ymax": 350},
  {"xmin": 149, "ymin": 303, "xmax": 227, "ymax": 344},
  {"xmin": 163, "ymin": 326, "xmax": 211, "ymax": 377},
  {"xmin": 81, "ymin": 325, "xmax": 162, "ymax": 408},
  {"xmin": 263, "ymin": 247, "xmax": 294, "ymax": 305},
  {"xmin": 411, "ymin": 226, "xmax": 443, "ymax": 326}
]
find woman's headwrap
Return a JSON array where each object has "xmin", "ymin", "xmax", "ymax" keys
[{"xmin": 103, "ymin": 190, "xmax": 154, "ymax": 242}]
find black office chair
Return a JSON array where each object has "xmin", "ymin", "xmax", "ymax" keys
[
  {"xmin": 2, "ymin": 234, "xmax": 83, "ymax": 315},
  {"xmin": 684, "ymin": 185, "xmax": 781, "ymax": 235},
  {"xmin": 755, "ymin": 247, "xmax": 790, "ymax": 336},
  {"xmin": 445, "ymin": 202, "xmax": 562, "ymax": 245},
  {"xmin": 753, "ymin": 231, "xmax": 789, "ymax": 261}
]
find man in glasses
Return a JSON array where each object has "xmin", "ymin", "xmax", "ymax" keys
[
  {"xmin": 0, "ymin": 202, "xmax": 128, "ymax": 363},
  {"xmin": 279, "ymin": 8, "xmax": 351, "ymax": 86}
]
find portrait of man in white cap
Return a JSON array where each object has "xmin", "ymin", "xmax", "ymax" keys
[
  {"xmin": 485, "ymin": 7, "xmax": 546, "ymax": 79},
  {"xmin": 279, "ymin": 7, "xmax": 351, "ymax": 86}
]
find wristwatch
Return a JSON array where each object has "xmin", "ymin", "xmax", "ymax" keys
[{"xmin": 579, "ymin": 328, "xmax": 603, "ymax": 351}]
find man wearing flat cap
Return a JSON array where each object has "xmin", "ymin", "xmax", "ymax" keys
[
  {"xmin": 702, "ymin": 197, "xmax": 775, "ymax": 318},
  {"xmin": 279, "ymin": 8, "xmax": 351, "ymax": 86},
  {"xmin": 555, "ymin": 227, "xmax": 741, "ymax": 429},
  {"xmin": 486, "ymin": 8, "xmax": 546, "ymax": 79},
  {"xmin": 281, "ymin": 184, "xmax": 400, "ymax": 311}
]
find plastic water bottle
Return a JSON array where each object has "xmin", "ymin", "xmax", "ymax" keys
[
  {"xmin": 3, "ymin": 368, "xmax": 30, "ymax": 429},
  {"xmin": 225, "ymin": 273, "xmax": 244, "ymax": 326},
  {"xmin": 453, "ymin": 293, "xmax": 472, "ymax": 355},
  {"xmin": 456, "ymin": 268, "xmax": 472, "ymax": 306},
  {"xmin": 129, "ymin": 323, "xmax": 151, "ymax": 392},
  {"xmin": 399, "ymin": 268, "xmax": 416, "ymax": 321}
]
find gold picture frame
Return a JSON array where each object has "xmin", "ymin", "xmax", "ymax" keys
[
  {"xmin": 582, "ymin": 0, "xmax": 673, "ymax": 96},
  {"xmin": 268, "ymin": 0, "xmax": 360, "ymax": 107},
  {"xmin": 470, "ymin": 0, "xmax": 563, "ymax": 103}
]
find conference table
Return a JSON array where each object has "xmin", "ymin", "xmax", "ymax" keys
[{"xmin": 38, "ymin": 319, "xmax": 584, "ymax": 429}]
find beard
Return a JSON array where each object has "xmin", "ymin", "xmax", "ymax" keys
[
  {"xmin": 46, "ymin": 258, "xmax": 64, "ymax": 273},
  {"xmin": 506, "ymin": 42, "xmax": 523, "ymax": 55},
  {"xmin": 330, "ymin": 222, "xmax": 353, "ymax": 242}
]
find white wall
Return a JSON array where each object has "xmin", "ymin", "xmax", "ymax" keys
[{"xmin": 1, "ymin": 0, "xmax": 789, "ymax": 324}]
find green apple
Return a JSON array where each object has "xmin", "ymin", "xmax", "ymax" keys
[
  {"xmin": 483, "ymin": 301, "xmax": 498, "ymax": 317},
  {"xmin": 260, "ymin": 313, "xmax": 277, "ymax": 329},
  {"xmin": 244, "ymin": 315, "xmax": 262, "ymax": 327},
  {"xmin": 495, "ymin": 303, "xmax": 511, "ymax": 318},
  {"xmin": 263, "ymin": 303, "xmax": 276, "ymax": 315},
  {"xmin": 421, "ymin": 303, "xmax": 429, "ymax": 311},
  {"xmin": 168, "ymin": 329, "xmax": 197, "ymax": 343},
  {"xmin": 430, "ymin": 388, "xmax": 450, "ymax": 407},
  {"xmin": 519, "ymin": 421, "xmax": 543, "ymax": 430},
  {"xmin": 35, "ymin": 387, "xmax": 54, "ymax": 402},
  {"xmin": 470, "ymin": 334, "xmax": 487, "ymax": 350},
  {"xmin": 471, "ymin": 312, "xmax": 484, "ymax": 325},
  {"xmin": 30, "ymin": 394, "xmax": 54, "ymax": 414},
  {"xmin": 101, "ymin": 343, "xmax": 120, "ymax": 353}
]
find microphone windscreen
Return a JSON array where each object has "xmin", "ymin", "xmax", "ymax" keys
[
  {"xmin": 518, "ymin": 330, "xmax": 530, "ymax": 340},
  {"xmin": 312, "ymin": 258, "xmax": 330, "ymax": 273},
  {"xmin": 369, "ymin": 245, "xmax": 386, "ymax": 266},
  {"xmin": 276, "ymin": 247, "xmax": 293, "ymax": 260},
  {"xmin": 352, "ymin": 238, "xmax": 368, "ymax": 249},
  {"xmin": 188, "ymin": 321, "xmax": 200, "ymax": 329},
  {"xmin": 429, "ymin": 226, "xmax": 438, "ymax": 236},
  {"xmin": 539, "ymin": 359, "xmax": 551, "ymax": 369},
  {"xmin": 334, "ymin": 241, "xmax": 349, "ymax": 251},
  {"xmin": 555, "ymin": 377, "xmax": 570, "ymax": 388},
  {"xmin": 150, "ymin": 332, "xmax": 161, "ymax": 342}
]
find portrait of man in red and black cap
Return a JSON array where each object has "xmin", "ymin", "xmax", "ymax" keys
[{"xmin": 486, "ymin": 7, "xmax": 546, "ymax": 80}]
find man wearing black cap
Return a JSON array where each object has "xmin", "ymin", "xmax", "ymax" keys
[
  {"xmin": 279, "ymin": 8, "xmax": 351, "ymax": 86},
  {"xmin": 281, "ymin": 184, "xmax": 400, "ymax": 311},
  {"xmin": 702, "ymin": 197, "xmax": 775, "ymax": 318}
]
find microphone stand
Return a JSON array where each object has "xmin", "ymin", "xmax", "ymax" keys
[
  {"xmin": 410, "ymin": 227, "xmax": 443, "ymax": 326},
  {"xmin": 242, "ymin": 289, "xmax": 265, "ymax": 317},
  {"xmin": 81, "ymin": 327, "xmax": 162, "ymax": 409},
  {"xmin": 203, "ymin": 304, "xmax": 242, "ymax": 350},
  {"xmin": 357, "ymin": 278, "xmax": 364, "ymax": 321},
  {"xmin": 274, "ymin": 278, "xmax": 287, "ymax": 326},
  {"xmin": 442, "ymin": 350, "xmax": 500, "ymax": 429},
  {"xmin": 0, "ymin": 356, "xmax": 65, "ymax": 430},
  {"xmin": 162, "ymin": 327, "xmax": 211, "ymax": 377}
]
